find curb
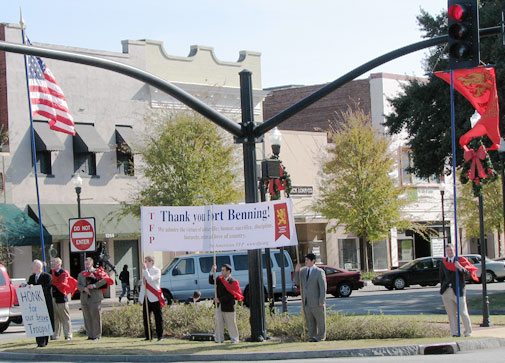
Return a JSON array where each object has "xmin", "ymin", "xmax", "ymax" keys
[{"xmin": 1, "ymin": 338, "xmax": 504, "ymax": 362}]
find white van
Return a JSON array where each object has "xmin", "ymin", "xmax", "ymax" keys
[{"xmin": 160, "ymin": 249, "xmax": 296, "ymax": 304}]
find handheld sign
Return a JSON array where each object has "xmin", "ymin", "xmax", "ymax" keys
[
  {"xmin": 69, "ymin": 217, "xmax": 96, "ymax": 253},
  {"xmin": 16, "ymin": 285, "xmax": 53, "ymax": 337}
]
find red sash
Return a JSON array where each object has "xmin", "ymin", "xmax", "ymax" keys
[
  {"xmin": 218, "ymin": 275, "xmax": 244, "ymax": 302},
  {"xmin": 51, "ymin": 269, "xmax": 78, "ymax": 296},
  {"xmin": 443, "ymin": 257, "xmax": 479, "ymax": 283},
  {"xmin": 144, "ymin": 279, "xmax": 166, "ymax": 307}
]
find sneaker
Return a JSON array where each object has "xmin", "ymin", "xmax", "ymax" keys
[
  {"xmin": 231, "ymin": 339, "xmax": 239, "ymax": 344},
  {"xmin": 119, "ymin": 297, "xmax": 122, "ymax": 303},
  {"xmin": 464, "ymin": 333, "xmax": 472, "ymax": 337},
  {"xmin": 50, "ymin": 336, "xmax": 57, "ymax": 341},
  {"xmin": 65, "ymin": 337, "xmax": 72, "ymax": 341}
]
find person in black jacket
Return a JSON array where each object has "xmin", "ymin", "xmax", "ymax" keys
[
  {"xmin": 27, "ymin": 260, "xmax": 54, "ymax": 347},
  {"xmin": 209, "ymin": 264, "xmax": 243, "ymax": 343},
  {"xmin": 118, "ymin": 264, "xmax": 130, "ymax": 303},
  {"xmin": 439, "ymin": 245, "xmax": 475, "ymax": 337}
]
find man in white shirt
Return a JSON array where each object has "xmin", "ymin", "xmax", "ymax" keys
[{"xmin": 139, "ymin": 255, "xmax": 164, "ymax": 341}]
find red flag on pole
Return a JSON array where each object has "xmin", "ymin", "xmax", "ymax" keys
[{"xmin": 434, "ymin": 66, "xmax": 500, "ymax": 150}]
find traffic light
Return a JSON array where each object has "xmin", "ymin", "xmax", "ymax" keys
[{"xmin": 447, "ymin": 0, "xmax": 480, "ymax": 69}]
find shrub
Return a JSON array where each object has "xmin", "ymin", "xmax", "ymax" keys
[{"xmin": 102, "ymin": 304, "xmax": 448, "ymax": 341}]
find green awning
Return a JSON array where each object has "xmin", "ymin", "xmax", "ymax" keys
[
  {"xmin": 0, "ymin": 204, "xmax": 52, "ymax": 246},
  {"xmin": 33, "ymin": 121, "xmax": 65, "ymax": 151},
  {"xmin": 73, "ymin": 124, "xmax": 110, "ymax": 153},
  {"xmin": 28, "ymin": 204, "xmax": 139, "ymax": 240}
]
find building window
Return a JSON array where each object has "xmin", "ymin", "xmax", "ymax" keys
[
  {"xmin": 398, "ymin": 238, "xmax": 414, "ymax": 263},
  {"xmin": 36, "ymin": 150, "xmax": 52, "ymax": 175},
  {"xmin": 74, "ymin": 152, "xmax": 96, "ymax": 176},
  {"xmin": 116, "ymin": 146, "xmax": 134, "ymax": 176},
  {"xmin": 399, "ymin": 148, "xmax": 441, "ymax": 185},
  {"xmin": 338, "ymin": 238, "xmax": 360, "ymax": 270},
  {"xmin": 372, "ymin": 240, "xmax": 388, "ymax": 270}
]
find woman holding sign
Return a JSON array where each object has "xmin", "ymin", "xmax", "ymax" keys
[{"xmin": 27, "ymin": 260, "xmax": 54, "ymax": 347}]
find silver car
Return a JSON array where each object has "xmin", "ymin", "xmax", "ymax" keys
[{"xmin": 463, "ymin": 254, "xmax": 505, "ymax": 283}]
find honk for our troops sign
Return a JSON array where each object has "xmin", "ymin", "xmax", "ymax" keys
[
  {"xmin": 16, "ymin": 285, "xmax": 53, "ymax": 337},
  {"xmin": 141, "ymin": 199, "xmax": 298, "ymax": 252}
]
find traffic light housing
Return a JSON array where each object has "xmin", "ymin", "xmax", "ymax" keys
[{"xmin": 447, "ymin": 0, "xmax": 480, "ymax": 69}]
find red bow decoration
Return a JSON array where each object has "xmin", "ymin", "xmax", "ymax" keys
[
  {"xmin": 268, "ymin": 163, "xmax": 285, "ymax": 196},
  {"xmin": 463, "ymin": 145, "xmax": 488, "ymax": 182}
]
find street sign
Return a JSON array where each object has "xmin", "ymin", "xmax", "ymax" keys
[{"xmin": 69, "ymin": 217, "xmax": 96, "ymax": 253}]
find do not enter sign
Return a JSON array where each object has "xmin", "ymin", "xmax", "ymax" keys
[{"xmin": 69, "ymin": 217, "xmax": 96, "ymax": 253}]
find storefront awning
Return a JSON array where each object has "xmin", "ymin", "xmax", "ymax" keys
[
  {"xmin": 33, "ymin": 122, "xmax": 65, "ymax": 151},
  {"xmin": 0, "ymin": 204, "xmax": 52, "ymax": 246},
  {"xmin": 73, "ymin": 124, "xmax": 110, "ymax": 153},
  {"xmin": 28, "ymin": 204, "xmax": 139, "ymax": 240},
  {"xmin": 116, "ymin": 126, "xmax": 140, "ymax": 153}
]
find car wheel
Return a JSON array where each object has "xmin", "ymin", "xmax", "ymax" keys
[
  {"xmin": 0, "ymin": 321, "xmax": 10, "ymax": 334},
  {"xmin": 338, "ymin": 283, "xmax": 352, "ymax": 298},
  {"xmin": 484, "ymin": 271, "xmax": 496, "ymax": 284},
  {"xmin": 393, "ymin": 277, "xmax": 406, "ymax": 290}
]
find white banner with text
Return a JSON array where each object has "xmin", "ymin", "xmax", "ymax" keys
[{"xmin": 141, "ymin": 199, "xmax": 298, "ymax": 252}]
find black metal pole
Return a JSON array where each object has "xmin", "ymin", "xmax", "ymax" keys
[
  {"xmin": 478, "ymin": 193, "xmax": 491, "ymax": 327},
  {"xmin": 240, "ymin": 70, "xmax": 266, "ymax": 341},
  {"xmin": 279, "ymin": 246, "xmax": 288, "ymax": 313},
  {"xmin": 500, "ymin": 153, "xmax": 505, "ymax": 257},
  {"xmin": 259, "ymin": 178, "xmax": 274, "ymax": 314},
  {"xmin": 76, "ymin": 186, "xmax": 85, "ymax": 270},
  {"xmin": 441, "ymin": 189, "xmax": 446, "ymax": 256}
]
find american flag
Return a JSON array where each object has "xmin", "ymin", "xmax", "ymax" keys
[{"xmin": 26, "ymin": 39, "xmax": 75, "ymax": 135}]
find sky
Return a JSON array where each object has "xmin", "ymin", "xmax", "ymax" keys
[{"xmin": 2, "ymin": 0, "xmax": 447, "ymax": 88}]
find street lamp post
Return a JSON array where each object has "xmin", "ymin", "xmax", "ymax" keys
[
  {"xmin": 270, "ymin": 128, "xmax": 288, "ymax": 314},
  {"xmin": 499, "ymin": 138, "xmax": 505, "ymax": 258},
  {"xmin": 439, "ymin": 182, "xmax": 446, "ymax": 255},
  {"xmin": 478, "ymin": 192, "xmax": 491, "ymax": 327},
  {"xmin": 72, "ymin": 173, "xmax": 84, "ymax": 268}
]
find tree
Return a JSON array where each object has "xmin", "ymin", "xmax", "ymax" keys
[
  {"xmin": 384, "ymin": 2, "xmax": 505, "ymax": 178},
  {"xmin": 121, "ymin": 111, "xmax": 241, "ymax": 216},
  {"xmin": 316, "ymin": 109, "xmax": 409, "ymax": 271}
]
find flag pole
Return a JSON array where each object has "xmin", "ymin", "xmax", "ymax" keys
[{"xmin": 19, "ymin": 12, "xmax": 47, "ymax": 271}]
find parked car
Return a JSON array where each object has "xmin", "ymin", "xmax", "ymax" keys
[
  {"xmin": 314, "ymin": 265, "xmax": 364, "ymax": 298},
  {"xmin": 0, "ymin": 264, "xmax": 22, "ymax": 333},
  {"xmin": 160, "ymin": 249, "xmax": 296, "ymax": 304},
  {"xmin": 462, "ymin": 254, "xmax": 505, "ymax": 283},
  {"xmin": 372, "ymin": 257, "xmax": 443, "ymax": 290}
]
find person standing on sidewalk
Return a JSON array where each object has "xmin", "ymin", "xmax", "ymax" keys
[
  {"xmin": 439, "ymin": 244, "xmax": 479, "ymax": 337},
  {"xmin": 50, "ymin": 257, "xmax": 77, "ymax": 341},
  {"xmin": 118, "ymin": 264, "xmax": 130, "ymax": 303},
  {"xmin": 209, "ymin": 264, "xmax": 243, "ymax": 344},
  {"xmin": 78, "ymin": 257, "xmax": 113, "ymax": 340},
  {"xmin": 27, "ymin": 259, "xmax": 54, "ymax": 347},
  {"xmin": 295, "ymin": 253, "xmax": 327, "ymax": 342},
  {"xmin": 139, "ymin": 256, "xmax": 165, "ymax": 341}
]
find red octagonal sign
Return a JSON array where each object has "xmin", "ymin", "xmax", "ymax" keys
[{"xmin": 69, "ymin": 217, "xmax": 96, "ymax": 252}]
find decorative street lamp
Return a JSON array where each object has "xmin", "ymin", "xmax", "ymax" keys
[
  {"xmin": 71, "ymin": 173, "xmax": 84, "ymax": 270},
  {"xmin": 439, "ymin": 182, "xmax": 447, "ymax": 255}
]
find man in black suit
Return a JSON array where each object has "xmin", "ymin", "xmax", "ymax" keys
[{"xmin": 27, "ymin": 259, "xmax": 54, "ymax": 347}]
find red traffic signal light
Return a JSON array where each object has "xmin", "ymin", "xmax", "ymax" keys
[{"xmin": 447, "ymin": 0, "xmax": 480, "ymax": 70}]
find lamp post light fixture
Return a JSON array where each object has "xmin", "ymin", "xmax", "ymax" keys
[{"xmin": 439, "ymin": 182, "xmax": 447, "ymax": 255}]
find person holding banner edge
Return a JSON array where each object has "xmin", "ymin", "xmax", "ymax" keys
[
  {"xmin": 27, "ymin": 259, "xmax": 54, "ymax": 347},
  {"xmin": 209, "ymin": 263, "xmax": 243, "ymax": 343},
  {"xmin": 139, "ymin": 255, "xmax": 165, "ymax": 341}
]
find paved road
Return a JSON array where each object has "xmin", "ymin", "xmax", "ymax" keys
[{"xmin": 279, "ymin": 281, "xmax": 505, "ymax": 315}]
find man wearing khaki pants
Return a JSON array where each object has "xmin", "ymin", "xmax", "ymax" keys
[
  {"xmin": 295, "ymin": 253, "xmax": 327, "ymax": 342},
  {"xmin": 50, "ymin": 257, "xmax": 73, "ymax": 340}
]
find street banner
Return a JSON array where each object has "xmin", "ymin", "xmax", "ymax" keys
[
  {"xmin": 16, "ymin": 285, "xmax": 53, "ymax": 338},
  {"xmin": 141, "ymin": 199, "xmax": 298, "ymax": 252}
]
